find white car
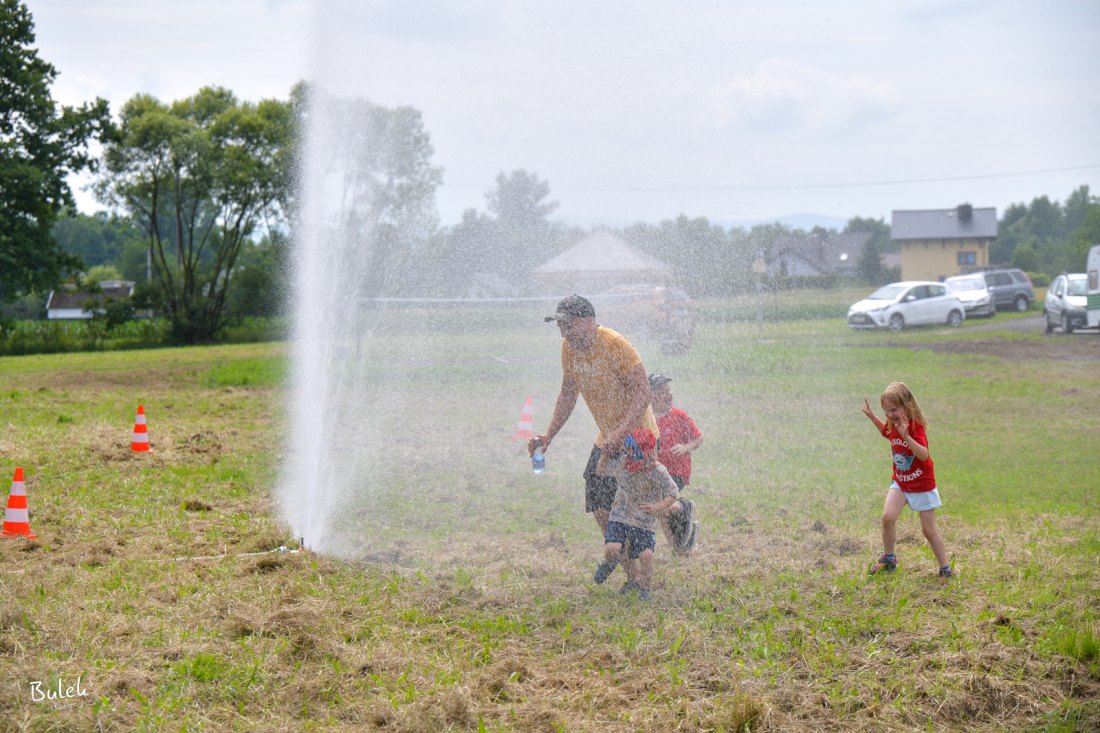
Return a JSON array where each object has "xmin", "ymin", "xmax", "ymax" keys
[
  {"xmin": 1043, "ymin": 272, "xmax": 1090, "ymax": 333},
  {"xmin": 944, "ymin": 274, "xmax": 996, "ymax": 318},
  {"xmin": 848, "ymin": 281, "xmax": 966, "ymax": 331}
]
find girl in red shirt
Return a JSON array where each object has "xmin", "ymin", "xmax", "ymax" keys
[{"xmin": 862, "ymin": 382, "xmax": 953, "ymax": 580}]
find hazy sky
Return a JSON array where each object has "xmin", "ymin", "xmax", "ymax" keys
[{"xmin": 27, "ymin": 0, "xmax": 1100, "ymax": 228}]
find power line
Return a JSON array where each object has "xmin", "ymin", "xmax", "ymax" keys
[{"xmin": 441, "ymin": 163, "xmax": 1100, "ymax": 193}]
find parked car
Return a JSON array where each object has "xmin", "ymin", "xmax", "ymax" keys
[
  {"xmin": 1089, "ymin": 245, "xmax": 1100, "ymax": 330},
  {"xmin": 593, "ymin": 283, "xmax": 696, "ymax": 354},
  {"xmin": 847, "ymin": 281, "xmax": 966, "ymax": 331},
  {"xmin": 1043, "ymin": 272, "xmax": 1090, "ymax": 333},
  {"xmin": 980, "ymin": 268, "xmax": 1035, "ymax": 311},
  {"xmin": 944, "ymin": 274, "xmax": 996, "ymax": 318}
]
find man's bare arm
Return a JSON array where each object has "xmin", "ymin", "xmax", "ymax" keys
[{"xmin": 529, "ymin": 374, "xmax": 579, "ymax": 456}]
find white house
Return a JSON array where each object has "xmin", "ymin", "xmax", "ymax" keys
[
  {"xmin": 45, "ymin": 281, "xmax": 136, "ymax": 320},
  {"xmin": 534, "ymin": 231, "xmax": 670, "ymax": 294}
]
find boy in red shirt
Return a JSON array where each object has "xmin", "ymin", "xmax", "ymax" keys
[{"xmin": 649, "ymin": 373, "xmax": 703, "ymax": 552}]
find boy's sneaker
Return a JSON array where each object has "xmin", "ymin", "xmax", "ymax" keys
[
  {"xmin": 868, "ymin": 554, "xmax": 897, "ymax": 574},
  {"xmin": 593, "ymin": 561, "xmax": 617, "ymax": 585},
  {"xmin": 938, "ymin": 566, "xmax": 955, "ymax": 581},
  {"xmin": 618, "ymin": 580, "xmax": 650, "ymax": 600}
]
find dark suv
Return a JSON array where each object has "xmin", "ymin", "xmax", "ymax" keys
[{"xmin": 981, "ymin": 269, "xmax": 1035, "ymax": 311}]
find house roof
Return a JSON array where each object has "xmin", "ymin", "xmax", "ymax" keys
[
  {"xmin": 891, "ymin": 207, "xmax": 998, "ymax": 241},
  {"xmin": 771, "ymin": 232, "xmax": 871, "ymax": 273},
  {"xmin": 535, "ymin": 231, "xmax": 669, "ymax": 274},
  {"xmin": 46, "ymin": 281, "xmax": 135, "ymax": 310}
]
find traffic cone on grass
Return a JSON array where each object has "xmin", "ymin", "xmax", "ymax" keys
[
  {"xmin": 2, "ymin": 467, "xmax": 37, "ymax": 539},
  {"xmin": 513, "ymin": 396, "xmax": 534, "ymax": 441},
  {"xmin": 131, "ymin": 405, "xmax": 150, "ymax": 452}
]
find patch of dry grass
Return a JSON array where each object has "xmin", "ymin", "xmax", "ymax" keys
[{"xmin": 0, "ymin": 333, "xmax": 1097, "ymax": 731}]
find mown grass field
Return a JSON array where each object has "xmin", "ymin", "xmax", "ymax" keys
[{"xmin": 0, "ymin": 299, "xmax": 1097, "ymax": 732}]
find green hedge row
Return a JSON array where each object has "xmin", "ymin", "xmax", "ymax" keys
[{"xmin": 0, "ymin": 318, "xmax": 286, "ymax": 356}]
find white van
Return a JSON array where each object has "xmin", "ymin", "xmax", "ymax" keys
[{"xmin": 1089, "ymin": 245, "xmax": 1100, "ymax": 329}]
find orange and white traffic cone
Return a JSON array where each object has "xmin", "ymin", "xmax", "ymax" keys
[
  {"xmin": 131, "ymin": 405, "xmax": 150, "ymax": 452},
  {"xmin": 2, "ymin": 467, "xmax": 37, "ymax": 539},
  {"xmin": 512, "ymin": 395, "xmax": 534, "ymax": 441}
]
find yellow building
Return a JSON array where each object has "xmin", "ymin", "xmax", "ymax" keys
[{"xmin": 891, "ymin": 205, "xmax": 997, "ymax": 281}]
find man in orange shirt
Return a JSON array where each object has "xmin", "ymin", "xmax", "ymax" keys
[{"xmin": 529, "ymin": 295, "xmax": 681, "ymax": 595}]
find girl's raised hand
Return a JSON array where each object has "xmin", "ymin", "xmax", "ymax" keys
[{"xmin": 861, "ymin": 397, "xmax": 876, "ymax": 420}]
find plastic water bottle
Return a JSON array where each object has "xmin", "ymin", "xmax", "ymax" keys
[{"xmin": 532, "ymin": 446, "xmax": 545, "ymax": 475}]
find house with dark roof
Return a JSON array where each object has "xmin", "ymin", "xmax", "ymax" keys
[
  {"xmin": 766, "ymin": 232, "xmax": 872, "ymax": 279},
  {"xmin": 891, "ymin": 204, "xmax": 997, "ymax": 281},
  {"xmin": 45, "ymin": 281, "xmax": 136, "ymax": 320}
]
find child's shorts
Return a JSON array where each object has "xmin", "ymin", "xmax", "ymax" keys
[
  {"xmin": 604, "ymin": 521, "xmax": 657, "ymax": 559},
  {"xmin": 890, "ymin": 481, "xmax": 942, "ymax": 511}
]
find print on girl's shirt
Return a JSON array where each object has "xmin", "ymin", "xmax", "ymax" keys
[
  {"xmin": 890, "ymin": 435, "xmax": 930, "ymax": 488},
  {"xmin": 892, "ymin": 449, "xmax": 915, "ymax": 472}
]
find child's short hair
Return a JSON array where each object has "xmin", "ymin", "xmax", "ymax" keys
[{"xmin": 880, "ymin": 382, "xmax": 927, "ymax": 426}]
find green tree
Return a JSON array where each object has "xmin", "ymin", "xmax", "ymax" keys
[
  {"xmin": 225, "ymin": 232, "xmax": 287, "ymax": 318},
  {"xmin": 1010, "ymin": 241, "xmax": 1040, "ymax": 272},
  {"xmin": 994, "ymin": 188, "xmax": 1097, "ymax": 275},
  {"xmin": 1062, "ymin": 185, "xmax": 1091, "ymax": 235},
  {"xmin": 845, "ymin": 216, "xmax": 892, "ymax": 250},
  {"xmin": 664, "ymin": 216, "xmax": 732, "ymax": 297},
  {"xmin": 487, "ymin": 170, "xmax": 558, "ymax": 237},
  {"xmin": 842, "ymin": 216, "xmax": 890, "ymax": 285},
  {"xmin": 439, "ymin": 170, "xmax": 566, "ymax": 296},
  {"xmin": 1065, "ymin": 201, "xmax": 1100, "ymax": 272},
  {"xmin": 97, "ymin": 87, "xmax": 293, "ymax": 342},
  {"xmin": 85, "ymin": 264, "xmax": 124, "ymax": 283},
  {"xmin": 856, "ymin": 238, "xmax": 885, "ymax": 284},
  {"xmin": 83, "ymin": 295, "xmax": 136, "ymax": 349},
  {"xmin": 992, "ymin": 202, "xmax": 1029, "ymax": 264},
  {"xmin": 444, "ymin": 208, "xmax": 499, "ymax": 294},
  {"xmin": 53, "ymin": 210, "xmax": 145, "ymax": 270},
  {"xmin": 0, "ymin": 0, "xmax": 111, "ymax": 302},
  {"xmin": 478, "ymin": 169, "xmax": 561, "ymax": 288}
]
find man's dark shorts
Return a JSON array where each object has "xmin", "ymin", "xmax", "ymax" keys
[
  {"xmin": 604, "ymin": 520, "xmax": 657, "ymax": 559},
  {"xmin": 583, "ymin": 445, "xmax": 617, "ymax": 513},
  {"xmin": 669, "ymin": 474, "xmax": 685, "ymax": 492}
]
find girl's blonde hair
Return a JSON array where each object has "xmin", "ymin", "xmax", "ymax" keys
[{"xmin": 880, "ymin": 382, "xmax": 927, "ymax": 427}]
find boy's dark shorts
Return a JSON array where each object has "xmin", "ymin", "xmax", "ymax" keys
[
  {"xmin": 583, "ymin": 445, "xmax": 617, "ymax": 513},
  {"xmin": 669, "ymin": 474, "xmax": 685, "ymax": 492},
  {"xmin": 604, "ymin": 520, "xmax": 657, "ymax": 559}
]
